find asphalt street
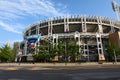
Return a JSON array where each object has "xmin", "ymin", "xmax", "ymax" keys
[{"xmin": 0, "ymin": 64, "xmax": 120, "ymax": 80}]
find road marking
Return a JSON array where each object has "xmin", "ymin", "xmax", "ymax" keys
[
  {"xmin": 27, "ymin": 67, "xmax": 40, "ymax": 70},
  {"xmin": 8, "ymin": 79, "xmax": 24, "ymax": 80},
  {"xmin": 6, "ymin": 68, "xmax": 18, "ymax": 70},
  {"xmin": 27, "ymin": 67, "xmax": 54, "ymax": 70}
]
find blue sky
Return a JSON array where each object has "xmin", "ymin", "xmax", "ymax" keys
[{"xmin": 0, "ymin": 0, "xmax": 120, "ymax": 47}]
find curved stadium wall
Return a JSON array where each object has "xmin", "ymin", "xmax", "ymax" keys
[{"xmin": 22, "ymin": 15, "xmax": 120, "ymax": 61}]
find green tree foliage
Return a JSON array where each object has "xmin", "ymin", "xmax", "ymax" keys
[
  {"xmin": 57, "ymin": 39, "xmax": 79, "ymax": 62},
  {"xmin": 33, "ymin": 39, "xmax": 79, "ymax": 62},
  {"xmin": 57, "ymin": 40, "xmax": 65, "ymax": 56},
  {"xmin": 67, "ymin": 40, "xmax": 79, "ymax": 62},
  {"xmin": 12, "ymin": 42, "xmax": 19, "ymax": 60},
  {"xmin": 33, "ymin": 40, "xmax": 56, "ymax": 62},
  {"xmin": 0, "ymin": 45, "xmax": 13, "ymax": 62},
  {"xmin": 106, "ymin": 41, "xmax": 120, "ymax": 61}
]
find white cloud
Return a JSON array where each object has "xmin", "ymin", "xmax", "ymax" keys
[
  {"xmin": 0, "ymin": 0, "xmax": 68, "ymax": 34},
  {"xmin": 0, "ymin": 21, "xmax": 24, "ymax": 34},
  {"xmin": 0, "ymin": 0, "xmax": 67, "ymax": 20},
  {"xmin": 0, "ymin": 41, "xmax": 5, "ymax": 44}
]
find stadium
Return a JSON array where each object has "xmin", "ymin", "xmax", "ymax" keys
[{"xmin": 18, "ymin": 15, "xmax": 120, "ymax": 62}]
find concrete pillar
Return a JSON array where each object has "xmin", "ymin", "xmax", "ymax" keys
[
  {"xmin": 83, "ymin": 38, "xmax": 89, "ymax": 61},
  {"xmin": 74, "ymin": 32, "xmax": 81, "ymax": 53},
  {"xmin": 48, "ymin": 18, "xmax": 53, "ymax": 36},
  {"xmin": 36, "ymin": 25, "xmax": 39, "ymax": 34},
  {"xmin": 96, "ymin": 33, "xmax": 105, "ymax": 61},
  {"xmin": 64, "ymin": 16, "xmax": 69, "ymax": 32},
  {"xmin": 97, "ymin": 17, "xmax": 103, "ymax": 33},
  {"xmin": 52, "ymin": 34, "xmax": 58, "ymax": 47},
  {"xmin": 24, "ymin": 40, "xmax": 27, "ymax": 56},
  {"xmin": 110, "ymin": 20, "xmax": 115, "ymax": 33},
  {"xmin": 28, "ymin": 29, "xmax": 31, "ymax": 36},
  {"xmin": 82, "ymin": 15, "xmax": 87, "ymax": 32}
]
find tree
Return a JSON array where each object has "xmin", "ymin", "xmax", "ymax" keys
[
  {"xmin": 12, "ymin": 42, "xmax": 19, "ymax": 60},
  {"xmin": 57, "ymin": 39, "xmax": 79, "ymax": 62},
  {"xmin": 0, "ymin": 45, "xmax": 13, "ymax": 62},
  {"xmin": 33, "ymin": 39, "xmax": 79, "ymax": 62},
  {"xmin": 33, "ymin": 40, "xmax": 56, "ymax": 62},
  {"xmin": 57, "ymin": 40, "xmax": 65, "ymax": 56},
  {"xmin": 106, "ymin": 41, "xmax": 120, "ymax": 61},
  {"xmin": 66, "ymin": 40, "xmax": 79, "ymax": 62}
]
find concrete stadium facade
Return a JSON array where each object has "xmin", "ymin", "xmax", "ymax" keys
[{"xmin": 21, "ymin": 15, "xmax": 120, "ymax": 61}]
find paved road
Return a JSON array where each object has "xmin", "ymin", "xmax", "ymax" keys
[{"xmin": 0, "ymin": 65, "xmax": 120, "ymax": 80}]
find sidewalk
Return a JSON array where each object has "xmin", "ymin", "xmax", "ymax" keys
[
  {"xmin": 0, "ymin": 62, "xmax": 120, "ymax": 70},
  {"xmin": 0, "ymin": 62, "xmax": 120, "ymax": 67}
]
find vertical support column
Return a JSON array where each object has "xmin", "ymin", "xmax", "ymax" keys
[
  {"xmin": 64, "ymin": 16, "xmax": 69, "ymax": 32},
  {"xmin": 48, "ymin": 18, "xmax": 53, "ymax": 48},
  {"xmin": 52, "ymin": 35, "xmax": 55, "ymax": 47},
  {"xmin": 50, "ymin": 19, "xmax": 53, "ymax": 36},
  {"xmin": 38, "ymin": 24, "xmax": 40, "ymax": 44},
  {"xmin": 82, "ymin": 15, "xmax": 87, "ymax": 32},
  {"xmin": 87, "ymin": 44, "xmax": 89, "ymax": 61},
  {"xmin": 36, "ymin": 26, "xmax": 37, "ymax": 34},
  {"xmin": 27, "ymin": 30, "xmax": 31, "ymax": 55},
  {"xmin": 110, "ymin": 20, "xmax": 115, "ymax": 33},
  {"xmin": 28, "ymin": 29, "xmax": 31, "ymax": 36},
  {"xmin": 48, "ymin": 18, "xmax": 53, "ymax": 37},
  {"xmin": 34, "ymin": 25, "xmax": 39, "ymax": 54},
  {"xmin": 97, "ymin": 17, "xmax": 103, "ymax": 33},
  {"xmin": 56, "ymin": 34, "xmax": 58, "ymax": 46},
  {"xmin": 74, "ymin": 32, "xmax": 81, "ymax": 53},
  {"xmin": 24, "ymin": 40, "xmax": 27, "ymax": 56},
  {"xmin": 52, "ymin": 34, "xmax": 58, "ymax": 47},
  {"xmin": 36, "ymin": 25, "xmax": 39, "ymax": 34},
  {"xmin": 37, "ymin": 23, "xmax": 41, "ymax": 54},
  {"xmin": 38, "ymin": 25, "xmax": 40, "ymax": 34},
  {"xmin": 78, "ymin": 35, "xmax": 81, "ymax": 53},
  {"xmin": 83, "ymin": 44, "xmax": 86, "ymax": 57},
  {"xmin": 34, "ymin": 43, "xmax": 36, "ymax": 54},
  {"xmin": 98, "ymin": 25, "xmax": 103, "ymax": 33},
  {"xmin": 83, "ymin": 38, "xmax": 89, "ymax": 61},
  {"xmin": 96, "ymin": 33, "xmax": 105, "ymax": 61},
  {"xmin": 48, "ymin": 19, "xmax": 50, "ymax": 36}
]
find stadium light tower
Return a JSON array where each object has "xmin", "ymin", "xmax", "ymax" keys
[{"xmin": 112, "ymin": 0, "xmax": 120, "ymax": 21}]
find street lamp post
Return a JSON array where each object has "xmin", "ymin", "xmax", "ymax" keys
[
  {"xmin": 18, "ymin": 50, "xmax": 22, "ymax": 65},
  {"xmin": 113, "ymin": 49, "xmax": 117, "ymax": 64},
  {"xmin": 64, "ymin": 37, "xmax": 67, "ymax": 65}
]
